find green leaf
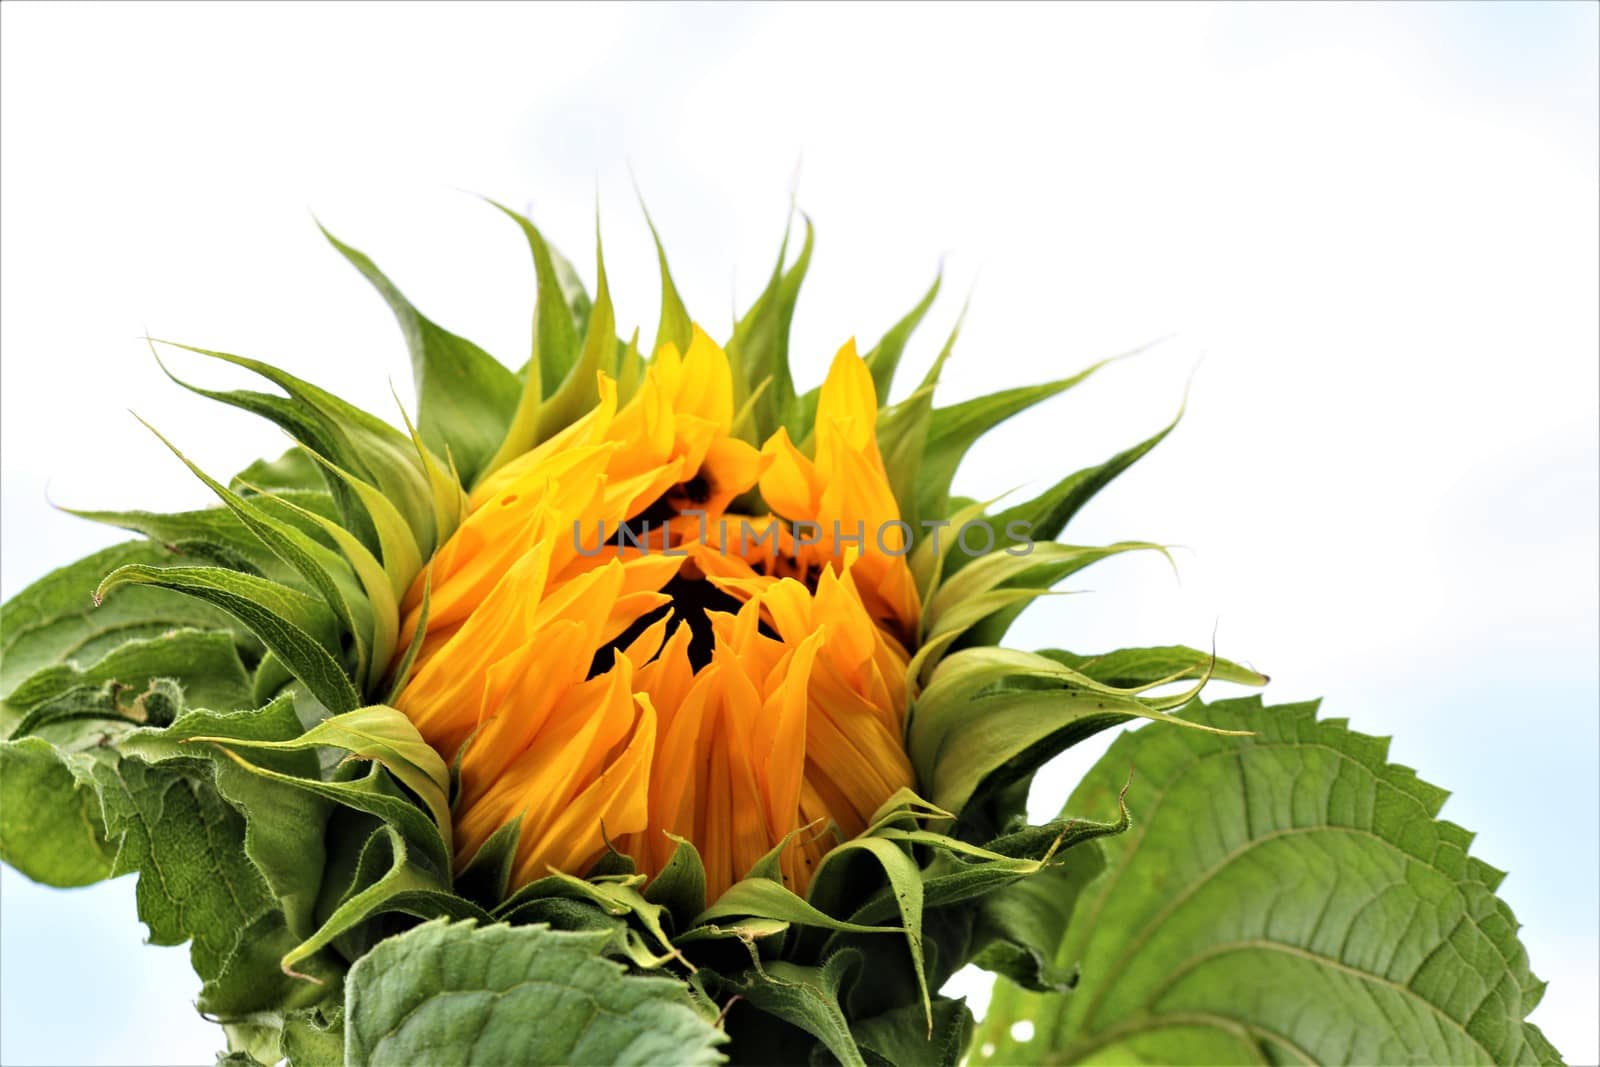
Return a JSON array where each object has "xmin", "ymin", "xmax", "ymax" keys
[
  {"xmin": 91, "ymin": 755, "xmax": 322, "ymax": 1014},
  {"xmin": 852, "ymin": 996, "xmax": 975, "ymax": 1067},
  {"xmin": 120, "ymin": 696, "xmax": 334, "ymax": 940},
  {"xmin": 720, "ymin": 951, "xmax": 863, "ymax": 1067},
  {"xmin": 1, "ymin": 541, "xmax": 245, "ymax": 712},
  {"xmin": 971, "ymin": 698, "xmax": 1562, "ymax": 1066},
  {"xmin": 95, "ymin": 564, "xmax": 361, "ymax": 715},
  {"xmin": 322, "ymin": 225, "xmax": 520, "ymax": 487},
  {"xmin": 5, "ymin": 628, "xmax": 251, "ymax": 717},
  {"xmin": 0, "ymin": 736, "xmax": 116, "ymax": 885},
  {"xmin": 344, "ymin": 919, "xmax": 727, "ymax": 1067}
]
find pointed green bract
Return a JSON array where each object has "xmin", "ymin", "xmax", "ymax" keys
[
  {"xmin": 987, "ymin": 402, "xmax": 1180, "ymax": 550},
  {"xmin": 507, "ymin": 203, "xmax": 581, "ymax": 383},
  {"xmin": 864, "ymin": 272, "xmax": 941, "ymax": 402},
  {"xmin": 721, "ymin": 951, "xmax": 865, "ymax": 1067},
  {"xmin": 194, "ymin": 705, "xmax": 452, "ymax": 858},
  {"xmin": 730, "ymin": 212, "xmax": 813, "ymax": 441},
  {"xmin": 641, "ymin": 197, "xmax": 694, "ymax": 356},
  {"xmin": 478, "ymin": 201, "xmax": 599, "ymax": 478},
  {"xmin": 916, "ymin": 357, "xmax": 1116, "ymax": 524},
  {"xmin": 95, "ymin": 564, "xmax": 361, "ymax": 715},
  {"xmin": 322, "ymin": 225, "xmax": 520, "ymax": 487},
  {"xmin": 151, "ymin": 340, "xmax": 440, "ymax": 554},
  {"xmin": 538, "ymin": 215, "xmax": 616, "ymax": 438}
]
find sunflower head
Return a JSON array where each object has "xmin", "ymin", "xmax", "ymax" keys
[{"xmin": 396, "ymin": 325, "xmax": 918, "ymax": 897}]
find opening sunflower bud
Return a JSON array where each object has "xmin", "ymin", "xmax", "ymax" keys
[{"xmin": 392, "ymin": 326, "xmax": 918, "ymax": 897}]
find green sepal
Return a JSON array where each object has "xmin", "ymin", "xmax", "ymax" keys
[
  {"xmin": 973, "ymin": 399, "xmax": 1181, "ymax": 568},
  {"xmin": 536, "ymin": 212, "xmax": 616, "ymax": 440},
  {"xmin": 909, "ymin": 645, "xmax": 1238, "ymax": 816},
  {"xmin": 641, "ymin": 195, "xmax": 693, "ymax": 355},
  {"xmin": 479, "ymin": 201, "xmax": 587, "ymax": 479},
  {"xmin": 453, "ymin": 814, "xmax": 522, "ymax": 909},
  {"xmin": 876, "ymin": 303, "xmax": 966, "ymax": 534},
  {"xmin": 231, "ymin": 446, "xmax": 326, "ymax": 495},
  {"xmin": 149, "ymin": 340, "xmax": 439, "ymax": 555},
  {"xmin": 188, "ymin": 705, "xmax": 452, "ymax": 864},
  {"xmin": 63, "ymin": 499, "xmax": 330, "ymax": 591},
  {"xmin": 730, "ymin": 211, "xmax": 813, "ymax": 442},
  {"xmin": 797, "ymin": 270, "xmax": 943, "ymax": 442},
  {"xmin": 302, "ymin": 823, "xmax": 482, "ymax": 974},
  {"xmin": 644, "ymin": 832, "xmax": 710, "ymax": 931},
  {"xmin": 320, "ymin": 224, "xmax": 519, "ymax": 487},
  {"xmin": 863, "ymin": 272, "xmax": 941, "ymax": 404},
  {"xmin": 966, "ymin": 789, "xmax": 1130, "ymax": 993},
  {"xmin": 132, "ymin": 416, "xmax": 378, "ymax": 691},
  {"xmin": 916, "ymin": 356, "xmax": 1117, "ymax": 525}
]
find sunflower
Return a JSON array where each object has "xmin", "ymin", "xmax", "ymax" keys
[
  {"xmin": 397, "ymin": 325, "xmax": 918, "ymax": 897},
  {"xmin": 3, "ymin": 193, "xmax": 1559, "ymax": 1067},
  {"xmin": 12, "ymin": 198, "xmax": 1250, "ymax": 1067}
]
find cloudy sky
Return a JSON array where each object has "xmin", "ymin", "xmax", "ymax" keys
[{"xmin": 2, "ymin": 2, "xmax": 1595, "ymax": 1063}]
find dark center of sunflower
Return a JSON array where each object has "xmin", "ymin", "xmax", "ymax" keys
[
  {"xmin": 589, "ymin": 574, "xmax": 770, "ymax": 677},
  {"xmin": 587, "ymin": 473, "xmax": 783, "ymax": 677}
]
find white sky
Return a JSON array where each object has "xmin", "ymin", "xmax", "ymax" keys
[{"xmin": 2, "ymin": 3, "xmax": 1596, "ymax": 1064}]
